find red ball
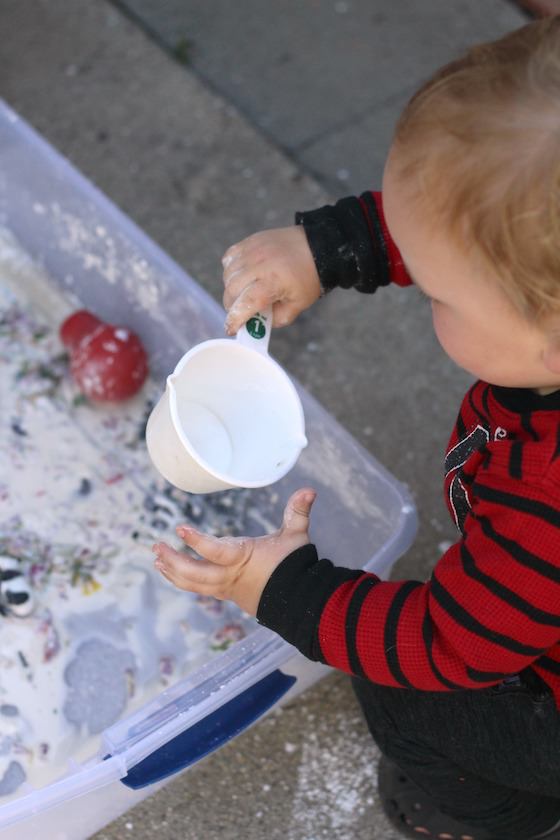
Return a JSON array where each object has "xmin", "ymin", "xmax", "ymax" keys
[
  {"xmin": 60, "ymin": 310, "xmax": 149, "ymax": 402},
  {"xmin": 59, "ymin": 309, "xmax": 102, "ymax": 350}
]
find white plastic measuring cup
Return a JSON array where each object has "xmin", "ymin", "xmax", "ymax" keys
[{"xmin": 146, "ymin": 309, "xmax": 307, "ymax": 493}]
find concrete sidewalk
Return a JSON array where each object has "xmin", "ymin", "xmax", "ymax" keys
[
  {"xmin": 115, "ymin": 0, "xmax": 529, "ymax": 196},
  {"xmin": 0, "ymin": 1, "xmax": 528, "ymax": 838}
]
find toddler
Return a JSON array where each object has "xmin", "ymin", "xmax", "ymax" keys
[{"xmin": 153, "ymin": 17, "xmax": 560, "ymax": 840}]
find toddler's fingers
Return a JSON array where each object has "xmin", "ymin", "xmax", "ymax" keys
[
  {"xmin": 221, "ymin": 244, "xmax": 243, "ymax": 269},
  {"xmin": 176, "ymin": 526, "xmax": 252, "ymax": 567},
  {"xmin": 152, "ymin": 542, "xmax": 225, "ymax": 591},
  {"xmin": 282, "ymin": 488, "xmax": 317, "ymax": 535},
  {"xmin": 224, "ymin": 281, "xmax": 275, "ymax": 336},
  {"xmin": 222, "ymin": 267, "xmax": 255, "ymax": 309},
  {"xmin": 223, "ymin": 265, "xmax": 245, "ymax": 290}
]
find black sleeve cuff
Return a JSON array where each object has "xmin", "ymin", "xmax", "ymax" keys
[
  {"xmin": 256, "ymin": 543, "xmax": 364, "ymax": 662},
  {"xmin": 295, "ymin": 194, "xmax": 391, "ymax": 294}
]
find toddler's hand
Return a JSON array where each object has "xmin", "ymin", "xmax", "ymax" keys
[
  {"xmin": 152, "ymin": 488, "xmax": 316, "ymax": 616},
  {"xmin": 222, "ymin": 227, "xmax": 321, "ymax": 335}
]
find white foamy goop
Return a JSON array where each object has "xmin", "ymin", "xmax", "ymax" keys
[
  {"xmin": 178, "ymin": 401, "xmax": 233, "ymax": 474},
  {"xmin": 0, "ymin": 227, "xmax": 262, "ymax": 799}
]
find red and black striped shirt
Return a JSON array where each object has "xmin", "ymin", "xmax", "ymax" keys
[{"xmin": 257, "ymin": 191, "xmax": 560, "ymax": 705}]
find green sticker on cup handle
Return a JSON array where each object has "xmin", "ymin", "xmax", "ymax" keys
[
  {"xmin": 246, "ymin": 313, "xmax": 267, "ymax": 339},
  {"xmin": 236, "ymin": 307, "xmax": 272, "ymax": 354}
]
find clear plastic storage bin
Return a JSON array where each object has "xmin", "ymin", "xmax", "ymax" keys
[{"xmin": 0, "ymin": 101, "xmax": 417, "ymax": 839}]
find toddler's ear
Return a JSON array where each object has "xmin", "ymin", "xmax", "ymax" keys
[{"xmin": 542, "ymin": 330, "xmax": 560, "ymax": 375}]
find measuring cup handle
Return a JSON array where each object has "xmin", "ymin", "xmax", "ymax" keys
[{"xmin": 235, "ymin": 306, "xmax": 273, "ymax": 354}]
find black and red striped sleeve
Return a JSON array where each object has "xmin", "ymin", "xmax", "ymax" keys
[
  {"xmin": 257, "ymin": 471, "xmax": 560, "ymax": 689},
  {"xmin": 295, "ymin": 191, "xmax": 411, "ymax": 293}
]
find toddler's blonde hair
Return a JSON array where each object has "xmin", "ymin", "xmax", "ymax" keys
[{"xmin": 393, "ymin": 17, "xmax": 560, "ymax": 322}]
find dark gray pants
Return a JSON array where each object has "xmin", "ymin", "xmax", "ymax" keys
[{"xmin": 352, "ymin": 670, "xmax": 560, "ymax": 840}]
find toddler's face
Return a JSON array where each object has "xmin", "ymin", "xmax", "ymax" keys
[{"xmin": 382, "ymin": 154, "xmax": 558, "ymax": 392}]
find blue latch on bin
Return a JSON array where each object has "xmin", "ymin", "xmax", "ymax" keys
[{"xmin": 118, "ymin": 669, "xmax": 296, "ymax": 789}]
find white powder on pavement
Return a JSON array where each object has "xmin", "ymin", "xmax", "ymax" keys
[{"xmin": 285, "ymin": 711, "xmax": 389, "ymax": 839}]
